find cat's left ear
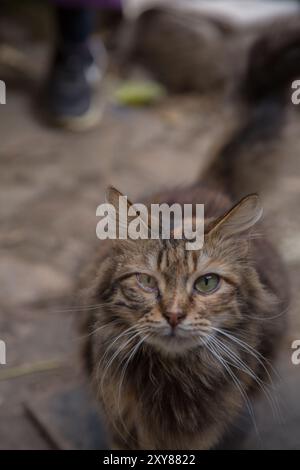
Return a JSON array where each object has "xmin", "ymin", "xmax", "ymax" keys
[
  {"xmin": 208, "ymin": 194, "xmax": 263, "ymax": 238},
  {"xmin": 105, "ymin": 186, "xmax": 133, "ymax": 214}
]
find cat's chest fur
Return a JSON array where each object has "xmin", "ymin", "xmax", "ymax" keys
[{"xmin": 100, "ymin": 346, "xmax": 246, "ymax": 449}]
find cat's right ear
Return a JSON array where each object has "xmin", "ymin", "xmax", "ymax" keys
[
  {"xmin": 105, "ymin": 186, "xmax": 133, "ymax": 212},
  {"xmin": 208, "ymin": 194, "xmax": 263, "ymax": 238},
  {"xmin": 105, "ymin": 186, "xmax": 149, "ymax": 241},
  {"xmin": 104, "ymin": 186, "xmax": 133, "ymax": 240}
]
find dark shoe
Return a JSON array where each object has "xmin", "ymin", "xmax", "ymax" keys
[{"xmin": 45, "ymin": 42, "xmax": 104, "ymax": 131}]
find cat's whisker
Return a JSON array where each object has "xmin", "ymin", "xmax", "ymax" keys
[
  {"xmin": 227, "ymin": 326, "xmax": 283, "ymax": 388},
  {"xmin": 97, "ymin": 327, "xmax": 150, "ymax": 449},
  {"xmin": 98, "ymin": 324, "xmax": 141, "ymax": 368},
  {"xmin": 117, "ymin": 332, "xmax": 150, "ymax": 406},
  {"xmin": 90, "ymin": 320, "xmax": 124, "ymax": 338},
  {"xmin": 96, "ymin": 325, "xmax": 140, "ymax": 385},
  {"xmin": 116, "ymin": 333, "xmax": 151, "ymax": 442},
  {"xmin": 44, "ymin": 302, "xmax": 108, "ymax": 314},
  {"xmin": 99, "ymin": 326, "xmax": 149, "ymax": 394},
  {"xmin": 211, "ymin": 336, "xmax": 282, "ymax": 422},
  {"xmin": 97, "ymin": 327, "xmax": 150, "ymax": 446},
  {"xmin": 241, "ymin": 306, "xmax": 289, "ymax": 322},
  {"xmin": 211, "ymin": 326, "xmax": 279, "ymax": 383},
  {"xmin": 99, "ymin": 334, "xmax": 138, "ymax": 396},
  {"xmin": 213, "ymin": 335, "xmax": 268, "ymax": 384},
  {"xmin": 178, "ymin": 324, "xmax": 211, "ymax": 332},
  {"xmin": 77, "ymin": 319, "xmax": 122, "ymax": 341},
  {"xmin": 211, "ymin": 327, "xmax": 284, "ymax": 422},
  {"xmin": 206, "ymin": 337, "xmax": 260, "ymax": 438}
]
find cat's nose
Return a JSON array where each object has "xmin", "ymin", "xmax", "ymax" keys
[{"xmin": 164, "ymin": 310, "xmax": 186, "ymax": 328}]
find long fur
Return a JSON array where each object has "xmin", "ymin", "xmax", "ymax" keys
[{"xmin": 76, "ymin": 24, "xmax": 300, "ymax": 449}]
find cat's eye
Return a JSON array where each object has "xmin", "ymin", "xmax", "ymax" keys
[
  {"xmin": 194, "ymin": 274, "xmax": 220, "ymax": 295},
  {"xmin": 136, "ymin": 273, "xmax": 158, "ymax": 293}
]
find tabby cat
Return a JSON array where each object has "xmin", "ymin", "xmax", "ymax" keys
[{"xmin": 78, "ymin": 25, "xmax": 300, "ymax": 449}]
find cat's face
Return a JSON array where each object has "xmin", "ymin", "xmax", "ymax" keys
[
  {"xmin": 109, "ymin": 240, "xmax": 244, "ymax": 355},
  {"xmin": 100, "ymin": 189, "xmax": 263, "ymax": 356}
]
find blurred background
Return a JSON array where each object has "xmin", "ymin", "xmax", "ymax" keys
[{"xmin": 0, "ymin": 0, "xmax": 300, "ymax": 449}]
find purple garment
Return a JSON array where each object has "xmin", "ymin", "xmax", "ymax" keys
[{"xmin": 52, "ymin": 0, "xmax": 122, "ymax": 9}]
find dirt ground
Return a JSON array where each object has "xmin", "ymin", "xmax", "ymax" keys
[{"xmin": 1, "ymin": 11, "xmax": 300, "ymax": 449}]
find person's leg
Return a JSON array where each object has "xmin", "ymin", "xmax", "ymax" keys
[
  {"xmin": 46, "ymin": 6, "xmax": 104, "ymax": 130},
  {"xmin": 57, "ymin": 7, "xmax": 94, "ymax": 44}
]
